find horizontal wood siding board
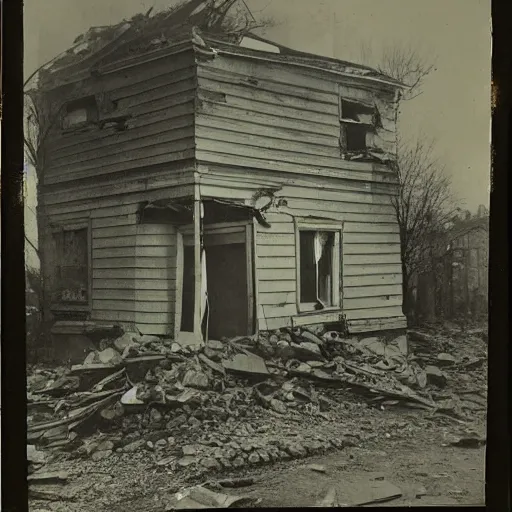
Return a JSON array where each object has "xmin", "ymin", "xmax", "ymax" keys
[
  {"xmin": 343, "ymin": 284, "xmax": 402, "ymax": 299},
  {"xmin": 197, "ymin": 106, "xmax": 339, "ymax": 137},
  {"xmin": 259, "ymin": 280, "xmax": 296, "ymax": 293},
  {"xmin": 49, "ymin": 114, "xmax": 194, "ymax": 164},
  {"xmin": 44, "ymin": 171, "xmax": 194, "ymax": 206},
  {"xmin": 343, "ymin": 222, "xmax": 399, "ymax": 234},
  {"xmin": 263, "ymin": 317, "xmax": 292, "ymax": 330},
  {"xmin": 93, "ymin": 278, "xmax": 176, "ymax": 289},
  {"xmin": 93, "ymin": 257, "xmax": 177, "ymax": 269},
  {"xmin": 291, "ymin": 311, "xmax": 343, "ymax": 327},
  {"xmin": 257, "ymin": 233, "xmax": 295, "ymax": 245},
  {"xmin": 94, "ymin": 289, "xmax": 175, "ymax": 302},
  {"xmin": 344, "ymin": 243, "xmax": 401, "ymax": 255},
  {"xmin": 200, "ymin": 59, "xmax": 339, "ymax": 95},
  {"xmin": 47, "ymin": 130, "xmax": 195, "ymax": 177},
  {"xmin": 344, "ymin": 305, "xmax": 404, "ymax": 320},
  {"xmin": 77, "ymin": 49, "xmax": 196, "ymax": 97},
  {"xmin": 91, "ymin": 310, "xmax": 173, "ymax": 324},
  {"xmin": 343, "ymin": 296, "xmax": 402, "ymax": 310},
  {"xmin": 197, "ymin": 66, "xmax": 338, "ymax": 104},
  {"xmin": 284, "ymin": 199, "xmax": 394, "ymax": 215},
  {"xmin": 93, "ymin": 300, "xmax": 175, "ymax": 313},
  {"xmin": 92, "ymin": 226, "xmax": 137, "ymax": 238},
  {"xmin": 195, "ymin": 152, "xmax": 397, "ymax": 185},
  {"xmin": 347, "ymin": 317, "xmax": 407, "ymax": 333},
  {"xmin": 93, "ymin": 246, "xmax": 176, "ymax": 258},
  {"xmin": 256, "ymin": 257, "xmax": 295, "ymax": 270},
  {"xmin": 198, "ymin": 75, "xmax": 338, "ymax": 113},
  {"xmin": 196, "ymin": 114, "xmax": 339, "ymax": 147},
  {"xmin": 259, "ymin": 268, "xmax": 296, "ymax": 281},
  {"xmin": 45, "ymin": 148, "xmax": 196, "ymax": 185},
  {"xmin": 261, "ymin": 303, "xmax": 297, "ymax": 319},
  {"xmin": 116, "ymin": 75, "xmax": 196, "ymax": 110},
  {"xmin": 258, "ymin": 245, "xmax": 295, "ymax": 258},
  {"xmin": 259, "ymin": 291, "xmax": 297, "ymax": 306},
  {"xmin": 198, "ymin": 96, "xmax": 338, "ymax": 127},
  {"xmin": 196, "ymin": 126, "xmax": 341, "ymax": 159},
  {"xmin": 344, "ymin": 254, "xmax": 402, "ymax": 265},
  {"xmin": 277, "ymin": 187, "xmax": 394, "ymax": 205},
  {"xmin": 93, "ymin": 234, "xmax": 176, "ymax": 249},
  {"xmin": 343, "ymin": 273, "xmax": 402, "ymax": 286}
]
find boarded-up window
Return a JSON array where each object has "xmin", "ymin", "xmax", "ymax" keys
[
  {"xmin": 298, "ymin": 229, "xmax": 340, "ymax": 310},
  {"xmin": 62, "ymin": 96, "xmax": 98, "ymax": 130},
  {"xmin": 52, "ymin": 228, "xmax": 89, "ymax": 304}
]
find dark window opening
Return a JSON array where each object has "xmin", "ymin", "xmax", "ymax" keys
[
  {"xmin": 345, "ymin": 124, "xmax": 367, "ymax": 152},
  {"xmin": 299, "ymin": 230, "xmax": 335, "ymax": 306},
  {"xmin": 62, "ymin": 96, "xmax": 98, "ymax": 130},
  {"xmin": 52, "ymin": 228, "xmax": 89, "ymax": 304}
]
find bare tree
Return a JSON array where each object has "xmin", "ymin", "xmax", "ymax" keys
[
  {"xmin": 391, "ymin": 135, "xmax": 459, "ymax": 316},
  {"xmin": 359, "ymin": 41, "xmax": 456, "ymax": 319}
]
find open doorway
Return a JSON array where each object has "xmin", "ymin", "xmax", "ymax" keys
[{"xmin": 180, "ymin": 222, "xmax": 254, "ymax": 340}]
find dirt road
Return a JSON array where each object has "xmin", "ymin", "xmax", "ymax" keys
[{"xmin": 101, "ymin": 427, "xmax": 485, "ymax": 511}]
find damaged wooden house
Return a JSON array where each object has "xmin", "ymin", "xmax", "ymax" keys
[{"xmin": 33, "ymin": 0, "xmax": 407, "ymax": 352}]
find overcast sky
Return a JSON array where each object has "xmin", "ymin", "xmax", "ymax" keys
[{"xmin": 24, "ymin": 0, "xmax": 491, "ymax": 213}]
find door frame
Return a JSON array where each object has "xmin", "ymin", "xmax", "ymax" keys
[{"xmin": 175, "ymin": 221, "xmax": 255, "ymax": 339}]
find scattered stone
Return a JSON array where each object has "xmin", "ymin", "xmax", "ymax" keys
[
  {"xmin": 248, "ymin": 452, "xmax": 261, "ymax": 464},
  {"xmin": 232, "ymin": 457, "xmax": 245, "ymax": 468},
  {"xmin": 182, "ymin": 370, "xmax": 209, "ymax": 389},
  {"xmin": 155, "ymin": 439, "xmax": 167, "ymax": 448},
  {"xmin": 308, "ymin": 463, "xmax": 327, "ymax": 473},
  {"xmin": 270, "ymin": 398, "xmax": 287, "ymax": 414},
  {"xmin": 97, "ymin": 348, "xmax": 123, "ymax": 366},
  {"xmin": 258, "ymin": 450, "xmax": 270, "ymax": 463},
  {"xmin": 83, "ymin": 352, "xmax": 98, "ymax": 365},
  {"xmin": 276, "ymin": 340, "xmax": 294, "ymax": 360},
  {"xmin": 91, "ymin": 449, "xmax": 112, "ymax": 461},
  {"xmin": 425, "ymin": 365, "xmax": 447, "ymax": 387},
  {"xmin": 146, "ymin": 441, "xmax": 154, "ymax": 450},
  {"xmin": 149, "ymin": 408, "xmax": 163, "ymax": 424},
  {"xmin": 178, "ymin": 456, "xmax": 198, "ymax": 468},
  {"xmin": 285, "ymin": 443, "xmax": 306, "ymax": 458},
  {"xmin": 113, "ymin": 333, "xmax": 136, "ymax": 353},
  {"xmin": 301, "ymin": 330, "xmax": 324, "ymax": 345},
  {"xmin": 167, "ymin": 437, "xmax": 175, "ymax": 445},
  {"xmin": 96, "ymin": 440, "xmax": 115, "ymax": 452},
  {"xmin": 202, "ymin": 457, "xmax": 222, "ymax": 470},
  {"xmin": 207, "ymin": 340, "xmax": 224, "ymax": 351},
  {"xmin": 415, "ymin": 485, "xmax": 428, "ymax": 498},
  {"xmin": 437, "ymin": 353, "xmax": 457, "ymax": 366},
  {"xmin": 167, "ymin": 414, "xmax": 188, "ymax": 429},
  {"xmin": 123, "ymin": 440, "xmax": 145, "ymax": 453},
  {"xmin": 188, "ymin": 416, "xmax": 202, "ymax": 428},
  {"xmin": 222, "ymin": 352, "xmax": 269, "ymax": 377},
  {"xmin": 290, "ymin": 342, "xmax": 323, "ymax": 362},
  {"xmin": 182, "ymin": 445, "xmax": 197, "ymax": 456}
]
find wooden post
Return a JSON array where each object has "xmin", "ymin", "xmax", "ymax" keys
[{"xmin": 193, "ymin": 184, "xmax": 202, "ymax": 340}]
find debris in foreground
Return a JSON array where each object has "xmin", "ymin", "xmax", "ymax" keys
[{"xmin": 165, "ymin": 485, "xmax": 259, "ymax": 510}]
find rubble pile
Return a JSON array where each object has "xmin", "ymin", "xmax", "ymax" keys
[{"xmin": 27, "ymin": 323, "xmax": 487, "ymax": 480}]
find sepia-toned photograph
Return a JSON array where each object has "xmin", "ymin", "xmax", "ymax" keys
[{"xmin": 23, "ymin": 0, "xmax": 490, "ymax": 509}]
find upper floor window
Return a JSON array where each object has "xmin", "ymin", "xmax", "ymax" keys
[
  {"xmin": 339, "ymin": 98, "xmax": 376, "ymax": 153},
  {"xmin": 62, "ymin": 96, "xmax": 98, "ymax": 130}
]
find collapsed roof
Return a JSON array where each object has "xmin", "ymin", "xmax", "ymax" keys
[{"xmin": 37, "ymin": 0, "xmax": 403, "ymax": 89}]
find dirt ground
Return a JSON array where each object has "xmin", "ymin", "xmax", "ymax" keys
[{"xmin": 239, "ymin": 436, "xmax": 485, "ymax": 508}]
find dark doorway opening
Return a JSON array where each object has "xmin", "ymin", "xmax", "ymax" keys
[{"xmin": 205, "ymin": 242, "xmax": 248, "ymax": 339}]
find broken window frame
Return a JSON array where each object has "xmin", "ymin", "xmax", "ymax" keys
[
  {"xmin": 294, "ymin": 219, "xmax": 342, "ymax": 314},
  {"xmin": 338, "ymin": 94, "xmax": 376, "ymax": 154},
  {"xmin": 50, "ymin": 221, "xmax": 92, "ymax": 311},
  {"xmin": 61, "ymin": 96, "xmax": 99, "ymax": 131}
]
